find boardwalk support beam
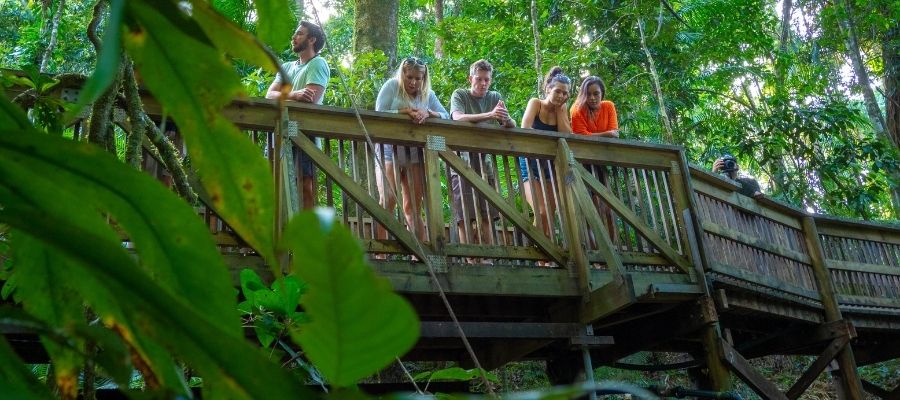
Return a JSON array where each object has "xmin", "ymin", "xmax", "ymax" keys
[{"xmin": 802, "ymin": 216, "xmax": 864, "ymax": 399}]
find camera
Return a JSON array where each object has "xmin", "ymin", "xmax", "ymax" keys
[{"xmin": 720, "ymin": 154, "xmax": 738, "ymax": 173}]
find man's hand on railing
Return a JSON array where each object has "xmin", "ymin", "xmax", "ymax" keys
[{"xmin": 289, "ymin": 88, "xmax": 315, "ymax": 103}]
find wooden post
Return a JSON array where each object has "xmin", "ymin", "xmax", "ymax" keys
[
  {"xmin": 554, "ymin": 138, "xmax": 594, "ymax": 295},
  {"xmin": 802, "ymin": 216, "xmax": 864, "ymax": 399},
  {"xmin": 670, "ymin": 154, "xmax": 731, "ymax": 391},
  {"xmin": 273, "ymin": 107, "xmax": 291, "ymax": 275},
  {"xmin": 424, "ymin": 136, "xmax": 446, "ymax": 256}
]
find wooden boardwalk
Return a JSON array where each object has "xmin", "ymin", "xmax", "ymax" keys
[
  {"xmin": 169, "ymin": 98, "xmax": 900, "ymax": 399},
  {"xmin": 6, "ymin": 77, "xmax": 900, "ymax": 398}
]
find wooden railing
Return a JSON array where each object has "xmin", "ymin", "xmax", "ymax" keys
[
  {"xmin": 816, "ymin": 217, "xmax": 900, "ymax": 310},
  {"xmin": 140, "ymin": 98, "xmax": 704, "ymax": 300},
  {"xmin": 9, "ymin": 69, "xmax": 898, "ymax": 317},
  {"xmin": 690, "ymin": 167, "xmax": 900, "ymax": 313}
]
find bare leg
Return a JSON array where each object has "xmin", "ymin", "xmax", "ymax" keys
[
  {"xmin": 401, "ymin": 163, "xmax": 427, "ymax": 242},
  {"xmin": 375, "ymin": 161, "xmax": 398, "ymax": 241},
  {"xmin": 302, "ymin": 176, "xmax": 316, "ymax": 209}
]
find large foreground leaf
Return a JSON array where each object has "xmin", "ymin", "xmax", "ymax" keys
[
  {"xmin": 189, "ymin": 0, "xmax": 284, "ymax": 72},
  {"xmin": 0, "ymin": 122, "xmax": 312, "ymax": 398},
  {"xmin": 11, "ymin": 233, "xmax": 88, "ymax": 393},
  {"xmin": 122, "ymin": 0, "xmax": 277, "ymax": 264},
  {"xmin": 286, "ymin": 210, "xmax": 420, "ymax": 387},
  {"xmin": 252, "ymin": 0, "xmax": 297, "ymax": 53}
]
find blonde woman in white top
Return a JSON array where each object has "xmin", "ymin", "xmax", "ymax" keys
[{"xmin": 374, "ymin": 57, "xmax": 449, "ymax": 242}]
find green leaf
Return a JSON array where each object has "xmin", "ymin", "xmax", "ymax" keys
[
  {"xmin": 67, "ymin": 0, "xmax": 124, "ymax": 122},
  {"xmin": 10, "ymin": 232, "xmax": 86, "ymax": 382},
  {"xmin": 190, "ymin": 0, "xmax": 282, "ymax": 73},
  {"xmin": 271, "ymin": 274, "xmax": 305, "ymax": 316},
  {"xmin": 0, "ymin": 91, "xmax": 32, "ymax": 130},
  {"xmin": 0, "ymin": 336, "xmax": 53, "ymax": 399},
  {"xmin": 286, "ymin": 210, "xmax": 420, "ymax": 387},
  {"xmin": 0, "ymin": 122, "xmax": 313, "ymax": 399},
  {"xmin": 252, "ymin": 0, "xmax": 297, "ymax": 53},
  {"xmin": 122, "ymin": 0, "xmax": 277, "ymax": 265}
]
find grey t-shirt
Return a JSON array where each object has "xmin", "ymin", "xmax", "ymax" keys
[
  {"xmin": 450, "ymin": 89, "xmax": 502, "ymax": 125},
  {"xmin": 449, "ymin": 89, "xmax": 503, "ymax": 179}
]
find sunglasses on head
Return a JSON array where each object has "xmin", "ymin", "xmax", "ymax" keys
[{"xmin": 404, "ymin": 57, "xmax": 425, "ymax": 66}]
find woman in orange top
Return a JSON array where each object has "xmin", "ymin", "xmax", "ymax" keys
[
  {"xmin": 571, "ymin": 76, "xmax": 618, "ymax": 247},
  {"xmin": 570, "ymin": 76, "xmax": 618, "ymax": 137}
]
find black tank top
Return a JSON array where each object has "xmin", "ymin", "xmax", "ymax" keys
[{"xmin": 532, "ymin": 113, "xmax": 558, "ymax": 132}]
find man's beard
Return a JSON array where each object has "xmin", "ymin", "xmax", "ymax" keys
[{"xmin": 294, "ymin": 41, "xmax": 308, "ymax": 53}]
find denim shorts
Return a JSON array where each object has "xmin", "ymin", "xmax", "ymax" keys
[{"xmin": 518, "ymin": 157, "xmax": 554, "ymax": 181}]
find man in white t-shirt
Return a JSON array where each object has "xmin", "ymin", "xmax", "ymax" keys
[{"xmin": 266, "ymin": 21, "xmax": 331, "ymax": 209}]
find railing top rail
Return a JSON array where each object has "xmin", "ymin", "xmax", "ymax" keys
[
  {"xmin": 690, "ymin": 164, "xmax": 900, "ymax": 239},
  {"xmin": 140, "ymin": 95, "xmax": 687, "ymax": 169}
]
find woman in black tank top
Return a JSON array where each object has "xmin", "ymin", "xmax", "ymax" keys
[{"xmin": 518, "ymin": 67, "xmax": 573, "ymax": 259}]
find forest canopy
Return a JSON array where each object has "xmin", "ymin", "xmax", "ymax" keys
[{"xmin": 2, "ymin": 0, "xmax": 899, "ymax": 220}]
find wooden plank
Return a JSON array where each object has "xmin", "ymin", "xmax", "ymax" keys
[
  {"xmin": 817, "ymin": 228, "xmax": 900, "ymax": 248},
  {"xmin": 140, "ymin": 93, "xmax": 687, "ymax": 168},
  {"xmin": 424, "ymin": 148, "xmax": 446, "ymax": 253},
  {"xmin": 719, "ymin": 339, "xmax": 790, "ymax": 400},
  {"xmin": 702, "ymin": 221, "xmax": 812, "ymax": 264},
  {"xmin": 837, "ymin": 294, "xmax": 900, "ymax": 309},
  {"xmin": 786, "ymin": 336, "xmax": 849, "ymax": 399},
  {"xmin": 555, "ymin": 139, "xmax": 593, "ymax": 292},
  {"xmin": 575, "ymin": 164, "xmax": 693, "ymax": 274},
  {"xmin": 707, "ymin": 261, "xmax": 822, "ymax": 300},
  {"xmin": 579, "ymin": 275, "xmax": 637, "ymax": 323},
  {"xmin": 371, "ymin": 262, "xmax": 581, "ymax": 297},
  {"xmin": 586, "ymin": 250, "xmax": 670, "ymax": 266},
  {"xmin": 420, "ymin": 322, "xmax": 587, "ymax": 338},
  {"xmin": 802, "ymin": 216, "xmax": 865, "ymax": 399},
  {"xmin": 439, "ymin": 149, "xmax": 566, "ymax": 265},
  {"xmin": 826, "ymin": 260, "xmax": 900, "ymax": 276},
  {"xmin": 559, "ymin": 140, "xmax": 623, "ymax": 278},
  {"xmin": 443, "ymin": 243, "xmax": 544, "ymax": 260},
  {"xmin": 291, "ymin": 133, "xmax": 430, "ymax": 262},
  {"xmin": 692, "ymin": 180, "xmax": 803, "ymax": 230}
]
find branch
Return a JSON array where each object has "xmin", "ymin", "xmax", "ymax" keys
[
  {"xmin": 87, "ymin": 0, "xmax": 105, "ymax": 54},
  {"xmin": 122, "ymin": 57, "xmax": 145, "ymax": 169},
  {"xmin": 661, "ymin": 0, "xmax": 689, "ymax": 27},
  {"xmin": 141, "ymin": 115, "xmax": 198, "ymax": 204},
  {"xmin": 690, "ymin": 88, "xmax": 753, "ymax": 110}
]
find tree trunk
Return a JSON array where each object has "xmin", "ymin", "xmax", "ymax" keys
[
  {"xmin": 529, "ymin": 0, "xmax": 542, "ymax": 96},
  {"xmin": 353, "ymin": 0, "xmax": 399, "ymax": 69},
  {"xmin": 780, "ymin": 0, "xmax": 793, "ymax": 52},
  {"xmin": 434, "ymin": 0, "xmax": 444, "ymax": 59},
  {"xmin": 884, "ymin": 26, "xmax": 899, "ymax": 147},
  {"xmin": 839, "ymin": 0, "xmax": 887, "ymax": 136},
  {"xmin": 636, "ymin": 13, "xmax": 674, "ymax": 143},
  {"xmin": 883, "ymin": 24, "xmax": 900, "ymax": 218},
  {"xmin": 40, "ymin": 0, "xmax": 65, "ymax": 72},
  {"xmin": 33, "ymin": 0, "xmax": 52, "ymax": 66}
]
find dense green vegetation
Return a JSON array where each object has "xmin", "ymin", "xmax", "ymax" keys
[
  {"xmin": 3, "ymin": 0, "xmax": 899, "ymax": 219},
  {"xmin": 1, "ymin": 0, "xmax": 899, "ymax": 398}
]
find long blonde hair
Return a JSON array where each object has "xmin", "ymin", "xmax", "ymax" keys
[{"xmin": 394, "ymin": 57, "xmax": 431, "ymax": 104}]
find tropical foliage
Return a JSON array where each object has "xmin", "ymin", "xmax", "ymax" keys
[{"xmin": 0, "ymin": 0, "xmax": 419, "ymax": 398}]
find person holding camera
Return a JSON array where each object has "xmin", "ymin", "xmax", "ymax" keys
[{"xmin": 713, "ymin": 155, "xmax": 763, "ymax": 198}]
